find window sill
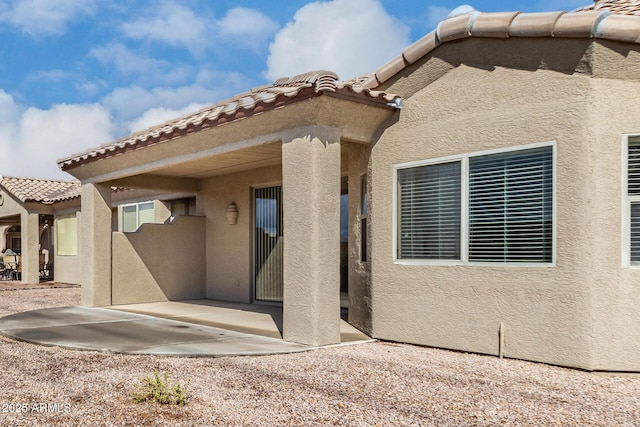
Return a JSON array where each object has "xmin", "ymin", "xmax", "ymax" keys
[{"xmin": 394, "ymin": 260, "xmax": 555, "ymax": 268}]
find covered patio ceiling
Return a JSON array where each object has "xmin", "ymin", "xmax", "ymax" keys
[{"xmin": 153, "ymin": 141, "xmax": 283, "ymax": 179}]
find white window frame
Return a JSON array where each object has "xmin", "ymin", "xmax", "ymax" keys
[
  {"xmin": 120, "ymin": 201, "xmax": 155, "ymax": 233},
  {"xmin": 393, "ymin": 141, "xmax": 557, "ymax": 267}
]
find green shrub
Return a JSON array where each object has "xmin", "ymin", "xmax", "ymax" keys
[{"xmin": 132, "ymin": 372, "xmax": 189, "ymax": 406}]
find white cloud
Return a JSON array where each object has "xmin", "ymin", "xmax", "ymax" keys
[
  {"xmin": 119, "ymin": 1, "xmax": 209, "ymax": 54},
  {"xmin": 90, "ymin": 43, "xmax": 168, "ymax": 76},
  {"xmin": 0, "ymin": 71, "xmax": 247, "ymax": 179},
  {"xmin": 0, "ymin": 95, "xmax": 116, "ymax": 179},
  {"xmin": 118, "ymin": 2, "xmax": 278, "ymax": 56},
  {"xmin": 89, "ymin": 43, "xmax": 195, "ymax": 88},
  {"xmin": 0, "ymin": 90, "xmax": 21, "ymax": 124},
  {"xmin": 425, "ymin": 6, "xmax": 452, "ymax": 29},
  {"xmin": 101, "ymin": 70, "xmax": 252, "ymax": 122},
  {"xmin": 0, "ymin": 0, "xmax": 98, "ymax": 37},
  {"xmin": 0, "ymin": 90, "xmax": 20, "ymax": 144},
  {"xmin": 217, "ymin": 7, "xmax": 279, "ymax": 51},
  {"xmin": 127, "ymin": 103, "xmax": 208, "ymax": 133},
  {"xmin": 266, "ymin": 0, "xmax": 410, "ymax": 81},
  {"xmin": 27, "ymin": 69, "xmax": 73, "ymax": 82},
  {"xmin": 74, "ymin": 80, "xmax": 107, "ymax": 98}
]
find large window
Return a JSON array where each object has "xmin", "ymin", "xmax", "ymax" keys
[
  {"xmin": 56, "ymin": 213, "xmax": 78, "ymax": 256},
  {"xmin": 396, "ymin": 144, "xmax": 554, "ymax": 264},
  {"xmin": 121, "ymin": 201, "xmax": 155, "ymax": 232},
  {"xmin": 628, "ymin": 138, "xmax": 640, "ymax": 264}
]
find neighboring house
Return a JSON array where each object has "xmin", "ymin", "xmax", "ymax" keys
[
  {"xmin": 56, "ymin": 1, "xmax": 640, "ymax": 371},
  {"xmin": 0, "ymin": 177, "xmax": 81, "ymax": 284},
  {"xmin": 0, "ymin": 176, "xmax": 196, "ymax": 285}
]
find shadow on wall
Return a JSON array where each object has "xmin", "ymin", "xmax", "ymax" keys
[{"xmin": 111, "ymin": 215, "xmax": 207, "ymax": 305}]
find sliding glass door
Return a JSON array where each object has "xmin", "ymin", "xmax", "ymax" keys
[{"xmin": 254, "ymin": 186, "xmax": 283, "ymax": 303}]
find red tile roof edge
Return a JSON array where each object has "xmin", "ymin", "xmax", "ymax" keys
[
  {"xmin": 361, "ymin": 7, "xmax": 638, "ymax": 89},
  {"xmin": 57, "ymin": 71, "xmax": 399, "ymax": 171},
  {"xmin": 0, "ymin": 176, "xmax": 81, "ymax": 204}
]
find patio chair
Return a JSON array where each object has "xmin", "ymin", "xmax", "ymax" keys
[
  {"xmin": 40, "ymin": 263, "xmax": 52, "ymax": 281},
  {"xmin": 3, "ymin": 254, "xmax": 18, "ymax": 280}
]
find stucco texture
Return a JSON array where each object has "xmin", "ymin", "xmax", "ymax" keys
[
  {"xmin": 201, "ymin": 164, "xmax": 282, "ymax": 303},
  {"xmin": 368, "ymin": 38, "xmax": 639, "ymax": 371},
  {"xmin": 111, "ymin": 215, "xmax": 206, "ymax": 305}
]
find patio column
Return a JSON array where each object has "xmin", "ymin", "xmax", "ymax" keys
[
  {"xmin": 80, "ymin": 183, "xmax": 112, "ymax": 307},
  {"xmin": 20, "ymin": 212, "xmax": 39, "ymax": 284},
  {"xmin": 282, "ymin": 126, "xmax": 342, "ymax": 346}
]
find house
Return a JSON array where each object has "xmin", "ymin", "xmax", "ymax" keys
[
  {"xmin": 0, "ymin": 177, "xmax": 81, "ymax": 284},
  {"xmin": 56, "ymin": 1, "xmax": 640, "ymax": 371},
  {"xmin": 0, "ymin": 176, "xmax": 196, "ymax": 285}
]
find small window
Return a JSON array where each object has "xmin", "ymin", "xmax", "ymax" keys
[
  {"xmin": 57, "ymin": 213, "xmax": 78, "ymax": 256},
  {"xmin": 121, "ymin": 201, "xmax": 155, "ymax": 232},
  {"xmin": 396, "ymin": 144, "xmax": 553, "ymax": 264}
]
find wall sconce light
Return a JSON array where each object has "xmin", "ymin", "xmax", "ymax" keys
[{"xmin": 226, "ymin": 202, "xmax": 239, "ymax": 225}]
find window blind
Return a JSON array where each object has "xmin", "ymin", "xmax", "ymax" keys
[
  {"xmin": 56, "ymin": 214, "xmax": 78, "ymax": 256},
  {"xmin": 631, "ymin": 203, "xmax": 640, "ymax": 263},
  {"xmin": 138, "ymin": 202, "xmax": 155, "ymax": 226},
  {"xmin": 628, "ymin": 141, "xmax": 640, "ymax": 195},
  {"xmin": 122, "ymin": 205, "xmax": 137, "ymax": 232},
  {"xmin": 628, "ymin": 141, "xmax": 640, "ymax": 263},
  {"xmin": 398, "ymin": 161, "xmax": 461, "ymax": 259},
  {"xmin": 468, "ymin": 147, "xmax": 552, "ymax": 263}
]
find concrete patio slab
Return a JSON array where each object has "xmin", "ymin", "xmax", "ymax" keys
[
  {"xmin": 0, "ymin": 306, "xmax": 314, "ymax": 357},
  {"xmin": 109, "ymin": 299, "xmax": 372, "ymax": 343}
]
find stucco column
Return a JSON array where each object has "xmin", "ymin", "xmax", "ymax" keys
[
  {"xmin": 20, "ymin": 212, "xmax": 40, "ymax": 284},
  {"xmin": 282, "ymin": 126, "xmax": 342, "ymax": 346},
  {"xmin": 80, "ymin": 183, "xmax": 112, "ymax": 307}
]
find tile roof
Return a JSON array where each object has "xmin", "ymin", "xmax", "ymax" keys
[
  {"xmin": 0, "ymin": 176, "xmax": 80, "ymax": 204},
  {"xmin": 577, "ymin": 0, "xmax": 640, "ymax": 15},
  {"xmin": 360, "ymin": 6, "xmax": 640, "ymax": 89},
  {"xmin": 58, "ymin": 70, "xmax": 399, "ymax": 171}
]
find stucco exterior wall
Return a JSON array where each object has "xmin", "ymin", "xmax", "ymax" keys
[
  {"xmin": 201, "ymin": 164, "xmax": 282, "ymax": 302},
  {"xmin": 53, "ymin": 211, "xmax": 82, "ymax": 285},
  {"xmin": 111, "ymin": 215, "xmax": 206, "ymax": 304},
  {"xmin": 587, "ymin": 74, "xmax": 640, "ymax": 371},
  {"xmin": 0, "ymin": 192, "xmax": 27, "ymax": 220},
  {"xmin": 347, "ymin": 142, "xmax": 373, "ymax": 333},
  {"xmin": 370, "ymin": 39, "xmax": 600, "ymax": 369},
  {"xmin": 54, "ymin": 254, "xmax": 81, "ymax": 284}
]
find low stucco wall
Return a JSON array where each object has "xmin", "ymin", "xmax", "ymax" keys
[
  {"xmin": 53, "ymin": 255, "xmax": 81, "ymax": 284},
  {"xmin": 111, "ymin": 215, "xmax": 206, "ymax": 305}
]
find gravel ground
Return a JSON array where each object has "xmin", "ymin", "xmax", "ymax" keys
[{"xmin": 0, "ymin": 288, "xmax": 639, "ymax": 426}]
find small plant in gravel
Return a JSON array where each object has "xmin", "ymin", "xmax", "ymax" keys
[{"xmin": 132, "ymin": 372, "xmax": 189, "ymax": 406}]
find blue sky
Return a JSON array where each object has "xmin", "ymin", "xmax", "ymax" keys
[{"xmin": 0, "ymin": 0, "xmax": 589, "ymax": 179}]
